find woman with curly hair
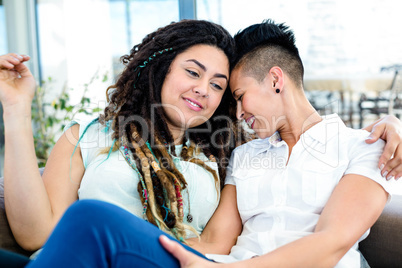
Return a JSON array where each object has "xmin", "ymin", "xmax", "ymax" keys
[{"xmin": 0, "ymin": 19, "xmax": 249, "ymax": 267}]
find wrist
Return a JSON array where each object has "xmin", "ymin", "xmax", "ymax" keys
[
  {"xmin": 3, "ymin": 108, "xmax": 33, "ymax": 132},
  {"xmin": 2, "ymin": 101, "xmax": 32, "ymax": 117}
]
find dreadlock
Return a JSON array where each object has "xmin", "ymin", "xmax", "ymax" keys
[{"xmin": 98, "ymin": 20, "xmax": 246, "ymax": 241}]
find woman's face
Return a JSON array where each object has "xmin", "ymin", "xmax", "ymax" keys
[
  {"xmin": 161, "ymin": 44, "xmax": 229, "ymax": 137},
  {"xmin": 230, "ymin": 68, "xmax": 283, "ymax": 139}
]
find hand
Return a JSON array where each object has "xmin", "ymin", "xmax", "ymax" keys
[
  {"xmin": 0, "ymin": 53, "xmax": 36, "ymax": 109},
  {"xmin": 159, "ymin": 235, "xmax": 221, "ymax": 268},
  {"xmin": 364, "ymin": 115, "xmax": 402, "ymax": 180}
]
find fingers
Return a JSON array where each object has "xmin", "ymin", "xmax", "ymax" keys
[
  {"xmin": 0, "ymin": 53, "xmax": 33, "ymax": 80},
  {"xmin": 159, "ymin": 235, "xmax": 186, "ymax": 260},
  {"xmin": 365, "ymin": 115, "xmax": 402, "ymax": 180},
  {"xmin": 13, "ymin": 59, "xmax": 33, "ymax": 78},
  {"xmin": 376, "ymin": 125, "xmax": 402, "ymax": 181},
  {"xmin": 0, "ymin": 53, "xmax": 30, "ymax": 70},
  {"xmin": 364, "ymin": 125, "xmax": 383, "ymax": 144},
  {"xmin": 159, "ymin": 235, "xmax": 208, "ymax": 267},
  {"xmin": 378, "ymin": 132, "xmax": 399, "ymax": 168},
  {"xmin": 380, "ymin": 143, "xmax": 402, "ymax": 181}
]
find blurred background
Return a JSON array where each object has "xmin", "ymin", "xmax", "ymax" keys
[{"xmin": 1, "ymin": 0, "xmax": 402, "ymax": 184}]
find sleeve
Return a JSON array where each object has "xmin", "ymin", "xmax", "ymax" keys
[
  {"xmin": 224, "ymin": 150, "xmax": 237, "ymax": 186},
  {"xmin": 63, "ymin": 117, "xmax": 99, "ymax": 168},
  {"xmin": 345, "ymin": 131, "xmax": 397, "ymax": 201}
]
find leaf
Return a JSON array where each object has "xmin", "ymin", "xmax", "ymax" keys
[
  {"xmin": 65, "ymin": 106, "xmax": 74, "ymax": 112},
  {"xmin": 47, "ymin": 117, "xmax": 54, "ymax": 127},
  {"xmin": 60, "ymin": 99, "xmax": 66, "ymax": 110}
]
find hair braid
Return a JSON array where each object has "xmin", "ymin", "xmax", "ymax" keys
[{"xmin": 130, "ymin": 129, "xmax": 167, "ymax": 230}]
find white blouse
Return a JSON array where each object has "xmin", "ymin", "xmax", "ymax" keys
[{"xmin": 208, "ymin": 114, "xmax": 395, "ymax": 267}]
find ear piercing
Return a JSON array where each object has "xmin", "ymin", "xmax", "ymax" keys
[{"xmin": 276, "ymin": 89, "xmax": 280, "ymax": 93}]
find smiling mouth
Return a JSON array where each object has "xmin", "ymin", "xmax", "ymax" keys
[
  {"xmin": 184, "ymin": 98, "xmax": 203, "ymax": 109},
  {"xmin": 245, "ymin": 116, "xmax": 255, "ymax": 129}
]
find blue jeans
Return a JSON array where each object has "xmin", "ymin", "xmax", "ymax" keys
[{"xmin": 26, "ymin": 200, "xmax": 209, "ymax": 268}]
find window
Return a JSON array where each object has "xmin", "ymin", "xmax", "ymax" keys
[
  {"xmin": 0, "ymin": 0, "xmax": 7, "ymax": 55},
  {"xmin": 36, "ymin": 0, "xmax": 180, "ymax": 105},
  {"xmin": 0, "ymin": 0, "xmax": 5, "ymax": 175},
  {"xmin": 197, "ymin": 0, "xmax": 402, "ymax": 79}
]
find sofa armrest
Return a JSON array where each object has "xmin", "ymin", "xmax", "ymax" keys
[{"xmin": 359, "ymin": 194, "xmax": 402, "ymax": 267}]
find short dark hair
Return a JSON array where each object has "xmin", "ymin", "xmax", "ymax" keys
[{"xmin": 233, "ymin": 19, "xmax": 304, "ymax": 88}]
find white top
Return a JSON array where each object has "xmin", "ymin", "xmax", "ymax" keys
[
  {"xmin": 207, "ymin": 114, "xmax": 395, "ymax": 267},
  {"xmin": 65, "ymin": 118, "xmax": 220, "ymax": 238}
]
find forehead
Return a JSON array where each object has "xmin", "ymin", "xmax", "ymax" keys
[
  {"xmin": 175, "ymin": 44, "xmax": 229, "ymax": 67},
  {"xmin": 230, "ymin": 68, "xmax": 247, "ymax": 92}
]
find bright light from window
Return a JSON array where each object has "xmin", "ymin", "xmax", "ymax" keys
[
  {"xmin": 197, "ymin": 0, "xmax": 402, "ymax": 79},
  {"xmin": 0, "ymin": 4, "xmax": 7, "ymax": 55}
]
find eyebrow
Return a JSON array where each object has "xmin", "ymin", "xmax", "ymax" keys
[{"xmin": 186, "ymin": 59, "xmax": 228, "ymax": 81}]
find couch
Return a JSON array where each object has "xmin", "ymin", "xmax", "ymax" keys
[{"xmin": 1, "ymin": 173, "xmax": 402, "ymax": 267}]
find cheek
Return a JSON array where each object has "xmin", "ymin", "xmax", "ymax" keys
[
  {"xmin": 161, "ymin": 74, "xmax": 180, "ymax": 97},
  {"xmin": 242, "ymin": 97, "xmax": 252, "ymax": 112},
  {"xmin": 209, "ymin": 93, "xmax": 224, "ymax": 110}
]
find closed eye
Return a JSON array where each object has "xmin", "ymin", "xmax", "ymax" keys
[
  {"xmin": 237, "ymin": 94, "xmax": 244, "ymax": 101},
  {"xmin": 211, "ymin": 82, "xmax": 223, "ymax": 90},
  {"xmin": 186, "ymin": 69, "xmax": 199, "ymax": 77}
]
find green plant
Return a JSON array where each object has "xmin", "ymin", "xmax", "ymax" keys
[{"xmin": 31, "ymin": 73, "xmax": 107, "ymax": 167}]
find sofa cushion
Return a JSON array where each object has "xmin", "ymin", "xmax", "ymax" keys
[{"xmin": 359, "ymin": 194, "xmax": 402, "ymax": 267}]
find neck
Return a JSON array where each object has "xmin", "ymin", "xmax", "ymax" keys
[
  {"xmin": 278, "ymin": 89, "xmax": 322, "ymax": 153},
  {"xmin": 167, "ymin": 126, "xmax": 185, "ymax": 145}
]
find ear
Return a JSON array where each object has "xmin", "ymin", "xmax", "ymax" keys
[{"xmin": 268, "ymin": 66, "xmax": 284, "ymax": 91}]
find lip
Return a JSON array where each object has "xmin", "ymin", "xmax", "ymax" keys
[
  {"xmin": 245, "ymin": 116, "xmax": 255, "ymax": 129},
  {"xmin": 183, "ymin": 97, "xmax": 204, "ymax": 111}
]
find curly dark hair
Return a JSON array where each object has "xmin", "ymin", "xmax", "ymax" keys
[{"xmin": 99, "ymin": 20, "xmax": 241, "ymax": 240}]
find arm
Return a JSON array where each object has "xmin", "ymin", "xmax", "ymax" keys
[
  {"xmin": 1, "ymin": 54, "xmax": 85, "ymax": 250},
  {"xmin": 364, "ymin": 115, "xmax": 402, "ymax": 179},
  {"xmin": 161, "ymin": 174, "xmax": 388, "ymax": 268},
  {"xmin": 236, "ymin": 174, "xmax": 388, "ymax": 268},
  {"xmin": 187, "ymin": 185, "xmax": 242, "ymax": 255}
]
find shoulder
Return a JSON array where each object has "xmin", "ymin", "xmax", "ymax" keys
[
  {"xmin": 64, "ymin": 118, "xmax": 114, "ymax": 143},
  {"xmin": 341, "ymin": 127, "xmax": 385, "ymax": 152},
  {"xmin": 63, "ymin": 117, "xmax": 105, "ymax": 135}
]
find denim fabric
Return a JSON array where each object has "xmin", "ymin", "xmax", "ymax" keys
[{"xmin": 26, "ymin": 200, "xmax": 209, "ymax": 268}]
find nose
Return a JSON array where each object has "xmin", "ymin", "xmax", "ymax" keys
[
  {"xmin": 193, "ymin": 82, "xmax": 209, "ymax": 98},
  {"xmin": 236, "ymin": 103, "xmax": 244, "ymax": 120}
]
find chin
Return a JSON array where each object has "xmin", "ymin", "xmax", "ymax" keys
[{"xmin": 255, "ymin": 131, "xmax": 274, "ymax": 139}]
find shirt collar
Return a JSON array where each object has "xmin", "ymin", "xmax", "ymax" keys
[
  {"xmin": 248, "ymin": 131, "xmax": 286, "ymax": 156},
  {"xmin": 302, "ymin": 113, "xmax": 345, "ymax": 144},
  {"xmin": 249, "ymin": 113, "xmax": 345, "ymax": 156}
]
